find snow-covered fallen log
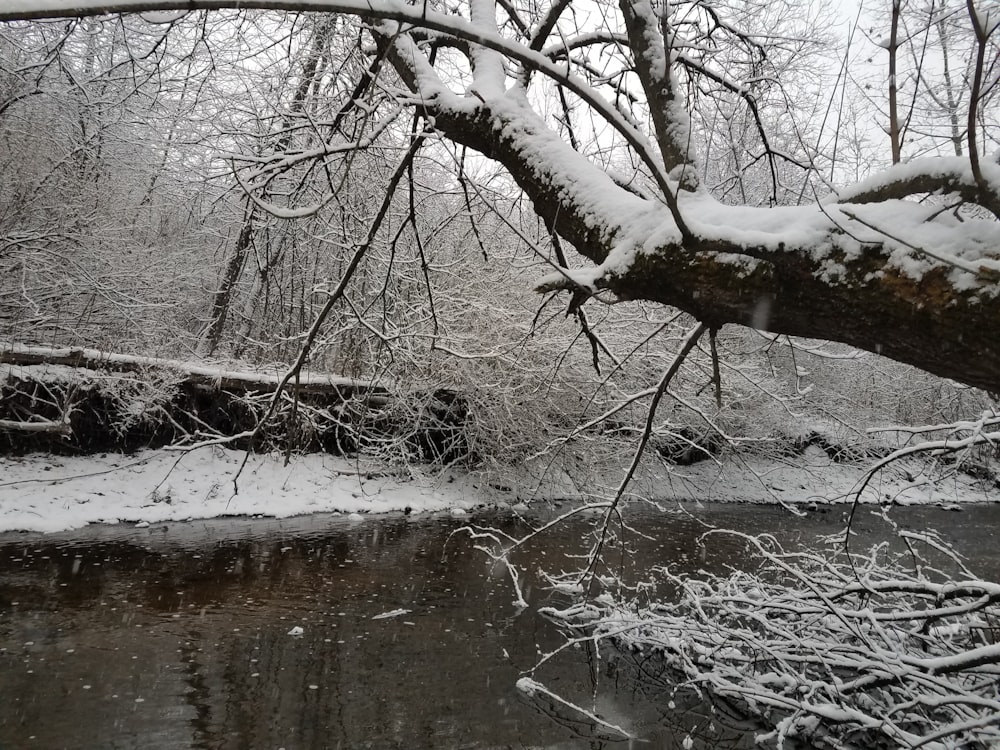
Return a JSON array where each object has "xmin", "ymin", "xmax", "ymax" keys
[
  {"xmin": 0, "ymin": 343, "xmax": 471, "ymax": 462},
  {"xmin": 1, "ymin": 343, "xmax": 376, "ymax": 396}
]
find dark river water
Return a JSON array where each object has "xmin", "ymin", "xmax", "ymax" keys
[{"xmin": 1, "ymin": 502, "xmax": 998, "ymax": 750}]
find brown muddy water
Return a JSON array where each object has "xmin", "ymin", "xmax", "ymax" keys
[{"xmin": 1, "ymin": 502, "xmax": 999, "ymax": 750}]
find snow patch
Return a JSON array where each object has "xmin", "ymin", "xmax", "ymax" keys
[{"xmin": 0, "ymin": 447, "xmax": 482, "ymax": 533}]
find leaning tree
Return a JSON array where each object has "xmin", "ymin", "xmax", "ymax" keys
[{"xmin": 2, "ymin": 0, "xmax": 998, "ymax": 393}]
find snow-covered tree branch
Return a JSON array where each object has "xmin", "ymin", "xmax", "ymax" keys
[
  {"xmin": 542, "ymin": 530, "xmax": 1000, "ymax": 749},
  {"xmin": 3, "ymin": 0, "xmax": 999, "ymax": 393}
]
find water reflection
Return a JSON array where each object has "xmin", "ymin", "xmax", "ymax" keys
[{"xmin": 0, "ymin": 503, "xmax": 997, "ymax": 749}]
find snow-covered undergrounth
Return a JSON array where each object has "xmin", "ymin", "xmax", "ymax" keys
[
  {"xmin": 0, "ymin": 443, "xmax": 994, "ymax": 534},
  {"xmin": 654, "ymin": 444, "xmax": 998, "ymax": 509}
]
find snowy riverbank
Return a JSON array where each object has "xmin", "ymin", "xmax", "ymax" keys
[{"xmin": 0, "ymin": 445, "xmax": 995, "ymax": 533}]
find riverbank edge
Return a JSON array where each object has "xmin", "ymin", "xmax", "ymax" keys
[{"xmin": 0, "ymin": 444, "xmax": 995, "ymax": 534}]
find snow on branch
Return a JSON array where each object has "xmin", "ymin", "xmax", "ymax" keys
[
  {"xmin": 0, "ymin": 416, "xmax": 72, "ymax": 436},
  {"xmin": 833, "ymin": 156, "xmax": 1000, "ymax": 217},
  {"xmin": 515, "ymin": 677, "xmax": 634, "ymax": 741},
  {"xmin": 1, "ymin": 343, "xmax": 372, "ymax": 393},
  {"xmin": 852, "ymin": 409, "xmax": 1000, "ymax": 508},
  {"xmin": 6, "ymin": 1, "xmax": 1000, "ymax": 393},
  {"xmin": 547, "ymin": 531, "xmax": 1000, "ymax": 749}
]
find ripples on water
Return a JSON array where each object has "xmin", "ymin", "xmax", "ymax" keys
[{"xmin": 0, "ymin": 503, "xmax": 998, "ymax": 749}]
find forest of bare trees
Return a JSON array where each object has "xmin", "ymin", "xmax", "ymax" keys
[{"xmin": 0, "ymin": 0, "xmax": 995, "ymax": 478}]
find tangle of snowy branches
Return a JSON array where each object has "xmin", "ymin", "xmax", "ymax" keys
[{"xmin": 543, "ymin": 530, "xmax": 1000, "ymax": 749}]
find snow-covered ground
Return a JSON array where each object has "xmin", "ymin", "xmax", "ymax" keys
[
  {"xmin": 0, "ymin": 448, "xmax": 484, "ymax": 533},
  {"xmin": 0, "ymin": 444, "xmax": 994, "ymax": 533}
]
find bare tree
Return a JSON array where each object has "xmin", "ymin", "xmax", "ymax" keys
[
  {"xmin": 0, "ymin": 14, "xmax": 221, "ymax": 351},
  {"xmin": 3, "ymin": 0, "xmax": 998, "ymax": 393}
]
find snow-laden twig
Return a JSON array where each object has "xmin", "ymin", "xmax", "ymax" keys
[
  {"xmin": 846, "ymin": 409, "xmax": 1000, "ymax": 544},
  {"xmin": 515, "ymin": 677, "xmax": 634, "ymax": 741}
]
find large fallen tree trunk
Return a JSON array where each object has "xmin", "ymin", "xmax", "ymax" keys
[{"xmin": 0, "ymin": 344, "xmax": 470, "ymax": 462}]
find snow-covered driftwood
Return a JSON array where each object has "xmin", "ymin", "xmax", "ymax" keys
[{"xmin": 0, "ymin": 416, "xmax": 72, "ymax": 436}]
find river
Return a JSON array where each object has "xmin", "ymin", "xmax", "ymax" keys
[{"xmin": 1, "ymin": 502, "xmax": 998, "ymax": 749}]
